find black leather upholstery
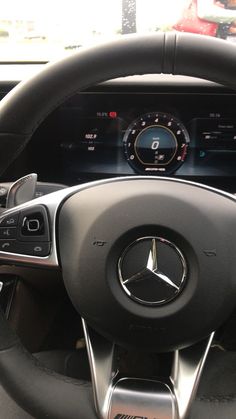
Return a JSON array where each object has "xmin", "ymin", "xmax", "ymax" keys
[
  {"xmin": 0, "ymin": 310, "xmax": 96, "ymax": 418},
  {"xmin": 0, "ymin": 342, "xmax": 97, "ymax": 419},
  {"xmin": 35, "ymin": 348, "xmax": 91, "ymax": 380},
  {"xmin": 0, "ymin": 349, "xmax": 91, "ymax": 419}
]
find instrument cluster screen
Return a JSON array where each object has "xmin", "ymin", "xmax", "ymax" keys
[
  {"xmin": 57, "ymin": 93, "xmax": 236, "ymax": 181},
  {"xmin": 60, "ymin": 110, "xmax": 123, "ymax": 176}
]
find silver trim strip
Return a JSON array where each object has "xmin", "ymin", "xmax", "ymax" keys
[
  {"xmin": 171, "ymin": 332, "xmax": 214, "ymax": 419},
  {"xmin": 108, "ymin": 378, "xmax": 176, "ymax": 419},
  {"xmin": 83, "ymin": 318, "xmax": 214, "ymax": 419},
  {"xmin": 82, "ymin": 319, "xmax": 117, "ymax": 419},
  {"xmin": 0, "ymin": 176, "xmax": 234, "ymax": 268}
]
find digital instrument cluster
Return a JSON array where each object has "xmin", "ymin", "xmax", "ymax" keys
[
  {"xmin": 123, "ymin": 112, "xmax": 189, "ymax": 175},
  {"xmin": 57, "ymin": 92, "xmax": 236, "ymax": 182}
]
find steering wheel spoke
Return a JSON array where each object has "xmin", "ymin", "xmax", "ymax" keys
[
  {"xmin": 0, "ymin": 199, "xmax": 57, "ymax": 267},
  {"xmin": 0, "ymin": 185, "xmax": 79, "ymax": 268},
  {"xmin": 171, "ymin": 332, "xmax": 215, "ymax": 419},
  {"xmin": 83, "ymin": 319, "xmax": 214, "ymax": 419}
]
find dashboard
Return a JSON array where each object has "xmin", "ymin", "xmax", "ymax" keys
[{"xmin": 2, "ymin": 75, "xmax": 236, "ymax": 193}]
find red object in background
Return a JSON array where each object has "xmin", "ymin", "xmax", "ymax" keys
[
  {"xmin": 173, "ymin": 0, "xmax": 218, "ymax": 37},
  {"xmin": 227, "ymin": 0, "xmax": 236, "ymax": 9},
  {"xmin": 109, "ymin": 111, "xmax": 117, "ymax": 118}
]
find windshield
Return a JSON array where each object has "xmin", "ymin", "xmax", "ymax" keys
[{"xmin": 1, "ymin": 0, "xmax": 236, "ymax": 62}]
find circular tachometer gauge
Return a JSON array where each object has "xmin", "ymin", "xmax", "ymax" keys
[{"xmin": 123, "ymin": 112, "xmax": 189, "ymax": 175}]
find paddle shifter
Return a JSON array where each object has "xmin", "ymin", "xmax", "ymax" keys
[{"xmin": 6, "ymin": 173, "xmax": 37, "ymax": 209}]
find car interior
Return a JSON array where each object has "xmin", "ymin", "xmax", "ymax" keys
[{"xmin": 1, "ymin": 9, "xmax": 236, "ymax": 419}]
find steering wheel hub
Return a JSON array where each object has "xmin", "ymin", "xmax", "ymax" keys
[{"xmin": 58, "ymin": 177, "xmax": 236, "ymax": 352}]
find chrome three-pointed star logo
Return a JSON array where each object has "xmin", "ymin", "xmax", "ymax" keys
[{"xmin": 118, "ymin": 237, "xmax": 187, "ymax": 306}]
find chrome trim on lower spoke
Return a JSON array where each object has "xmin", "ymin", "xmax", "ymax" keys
[
  {"xmin": 171, "ymin": 332, "xmax": 215, "ymax": 419},
  {"xmin": 82, "ymin": 319, "xmax": 117, "ymax": 419},
  {"xmin": 109, "ymin": 378, "xmax": 176, "ymax": 419},
  {"xmin": 83, "ymin": 319, "xmax": 214, "ymax": 419}
]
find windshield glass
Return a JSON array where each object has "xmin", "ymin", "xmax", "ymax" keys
[{"xmin": 1, "ymin": 0, "xmax": 236, "ymax": 62}]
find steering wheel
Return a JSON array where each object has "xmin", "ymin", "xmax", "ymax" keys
[{"xmin": 0, "ymin": 32, "xmax": 236, "ymax": 419}]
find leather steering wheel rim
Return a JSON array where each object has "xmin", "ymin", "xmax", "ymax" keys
[
  {"xmin": 1, "ymin": 31, "xmax": 236, "ymax": 177},
  {"xmin": 0, "ymin": 32, "xmax": 236, "ymax": 418}
]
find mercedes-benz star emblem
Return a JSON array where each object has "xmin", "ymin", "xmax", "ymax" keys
[{"xmin": 118, "ymin": 237, "xmax": 187, "ymax": 306}]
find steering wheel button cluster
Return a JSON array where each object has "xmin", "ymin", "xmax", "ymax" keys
[
  {"xmin": 19, "ymin": 206, "xmax": 49, "ymax": 241},
  {"xmin": 25, "ymin": 219, "xmax": 40, "ymax": 232},
  {"xmin": 15, "ymin": 242, "xmax": 51, "ymax": 257},
  {"xmin": 0, "ymin": 205, "xmax": 51, "ymax": 257},
  {"xmin": 0, "ymin": 239, "xmax": 50, "ymax": 257},
  {"xmin": 0, "ymin": 240, "xmax": 17, "ymax": 252},
  {"xmin": 0, "ymin": 211, "xmax": 19, "ymax": 227},
  {"xmin": 0, "ymin": 227, "xmax": 17, "ymax": 239}
]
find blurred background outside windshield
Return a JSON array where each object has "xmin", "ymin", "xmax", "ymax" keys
[{"xmin": 1, "ymin": 0, "xmax": 236, "ymax": 62}]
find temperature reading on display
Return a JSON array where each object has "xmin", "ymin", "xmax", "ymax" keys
[{"xmin": 123, "ymin": 112, "xmax": 190, "ymax": 175}]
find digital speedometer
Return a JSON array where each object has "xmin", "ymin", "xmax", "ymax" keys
[{"xmin": 123, "ymin": 112, "xmax": 190, "ymax": 174}]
